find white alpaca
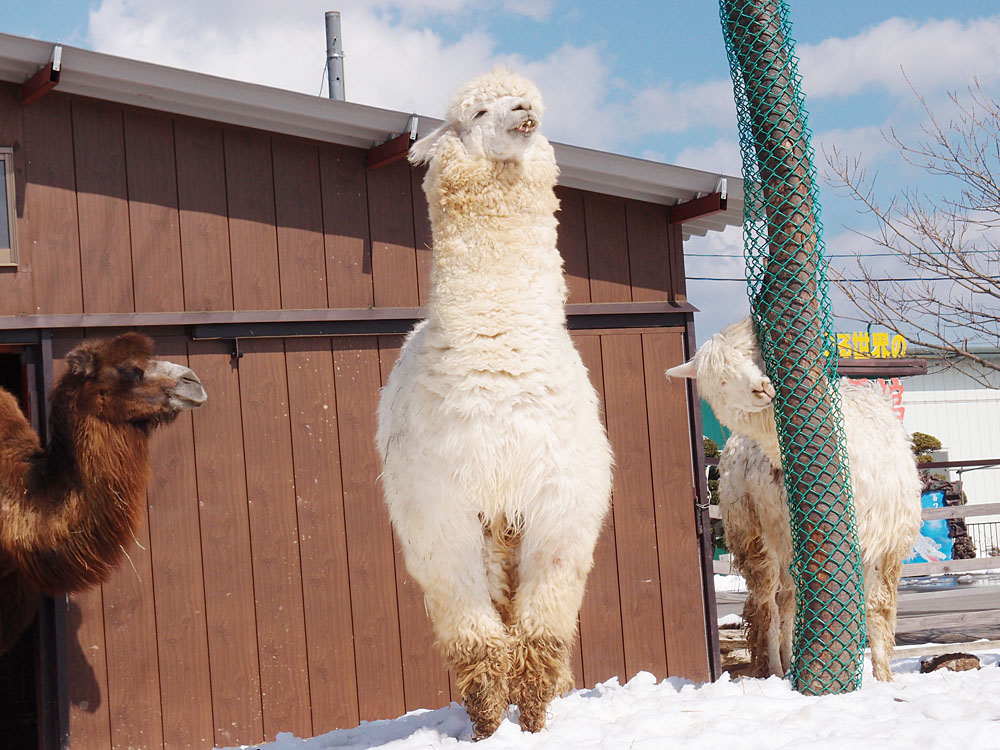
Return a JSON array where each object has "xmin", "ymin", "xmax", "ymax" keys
[
  {"xmin": 668, "ymin": 318, "xmax": 921, "ymax": 682},
  {"xmin": 376, "ymin": 69, "xmax": 613, "ymax": 738}
]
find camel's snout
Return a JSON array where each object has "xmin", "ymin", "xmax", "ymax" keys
[
  {"xmin": 172, "ymin": 367, "xmax": 207, "ymax": 410},
  {"xmin": 148, "ymin": 359, "xmax": 207, "ymax": 410}
]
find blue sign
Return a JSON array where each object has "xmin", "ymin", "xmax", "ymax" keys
[{"xmin": 905, "ymin": 489, "xmax": 954, "ymax": 564}]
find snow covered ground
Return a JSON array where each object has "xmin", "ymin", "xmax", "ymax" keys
[{"xmin": 222, "ymin": 646, "xmax": 1000, "ymax": 750}]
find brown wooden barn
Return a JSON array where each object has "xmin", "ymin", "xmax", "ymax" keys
[{"xmin": 0, "ymin": 33, "xmax": 744, "ymax": 750}]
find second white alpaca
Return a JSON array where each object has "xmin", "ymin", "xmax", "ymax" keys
[
  {"xmin": 377, "ymin": 69, "xmax": 612, "ymax": 738},
  {"xmin": 669, "ymin": 318, "xmax": 921, "ymax": 681}
]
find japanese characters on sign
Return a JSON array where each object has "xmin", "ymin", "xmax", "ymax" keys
[{"xmin": 836, "ymin": 331, "xmax": 907, "ymax": 359}]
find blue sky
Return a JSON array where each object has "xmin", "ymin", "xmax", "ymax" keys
[{"xmin": 5, "ymin": 1, "xmax": 999, "ymax": 339}]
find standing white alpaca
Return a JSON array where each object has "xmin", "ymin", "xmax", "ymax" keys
[
  {"xmin": 377, "ymin": 68, "xmax": 613, "ymax": 739},
  {"xmin": 668, "ymin": 318, "xmax": 921, "ymax": 681}
]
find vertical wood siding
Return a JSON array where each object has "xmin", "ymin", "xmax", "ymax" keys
[
  {"xmin": 0, "ymin": 86, "xmax": 709, "ymax": 748},
  {"xmin": 20, "ymin": 94, "xmax": 83, "ymax": 314},
  {"xmin": 144, "ymin": 337, "xmax": 215, "ymax": 748},
  {"xmin": 1, "ymin": 86, "xmax": 683, "ymax": 318},
  {"xmin": 225, "ymin": 129, "xmax": 281, "ymax": 311},
  {"xmin": 123, "ymin": 110, "xmax": 186, "ymax": 313},
  {"xmin": 59, "ymin": 326, "xmax": 707, "ymax": 748}
]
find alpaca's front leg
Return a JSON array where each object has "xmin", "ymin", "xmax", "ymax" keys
[
  {"xmin": 509, "ymin": 522, "xmax": 597, "ymax": 732},
  {"xmin": 396, "ymin": 513, "xmax": 512, "ymax": 740},
  {"xmin": 425, "ymin": 585, "xmax": 510, "ymax": 739}
]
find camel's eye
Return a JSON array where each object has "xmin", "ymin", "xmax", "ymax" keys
[
  {"xmin": 118, "ymin": 366, "xmax": 144, "ymax": 384},
  {"xmin": 473, "ymin": 109, "xmax": 487, "ymax": 119}
]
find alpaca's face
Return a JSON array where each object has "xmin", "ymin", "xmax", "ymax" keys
[
  {"xmin": 408, "ymin": 68, "xmax": 550, "ymax": 167},
  {"xmin": 458, "ymin": 92, "xmax": 541, "ymax": 163},
  {"xmin": 667, "ymin": 318, "xmax": 776, "ymax": 418},
  {"xmin": 64, "ymin": 333, "xmax": 207, "ymax": 427}
]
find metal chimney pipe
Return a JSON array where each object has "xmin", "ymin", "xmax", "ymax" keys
[{"xmin": 325, "ymin": 11, "xmax": 345, "ymax": 101}]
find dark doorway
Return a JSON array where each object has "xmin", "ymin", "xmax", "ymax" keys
[{"xmin": 0, "ymin": 349, "xmax": 40, "ymax": 749}]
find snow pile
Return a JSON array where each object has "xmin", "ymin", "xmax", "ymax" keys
[
  {"xmin": 222, "ymin": 649, "xmax": 1000, "ymax": 750},
  {"xmin": 714, "ymin": 573, "xmax": 748, "ymax": 593}
]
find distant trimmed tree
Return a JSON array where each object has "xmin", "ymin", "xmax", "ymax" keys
[{"xmin": 910, "ymin": 431, "xmax": 943, "ymax": 464}]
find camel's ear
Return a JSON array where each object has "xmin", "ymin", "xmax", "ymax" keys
[
  {"xmin": 408, "ymin": 120, "xmax": 457, "ymax": 166},
  {"xmin": 66, "ymin": 347, "xmax": 98, "ymax": 377},
  {"xmin": 665, "ymin": 360, "xmax": 698, "ymax": 380}
]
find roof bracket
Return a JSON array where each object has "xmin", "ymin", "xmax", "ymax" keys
[
  {"xmin": 21, "ymin": 44, "xmax": 62, "ymax": 105},
  {"xmin": 367, "ymin": 115, "xmax": 419, "ymax": 169},
  {"xmin": 668, "ymin": 185, "xmax": 728, "ymax": 226},
  {"xmin": 715, "ymin": 176, "xmax": 728, "ymax": 200}
]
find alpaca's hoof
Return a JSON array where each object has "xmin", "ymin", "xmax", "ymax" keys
[
  {"xmin": 873, "ymin": 667, "xmax": 893, "ymax": 682},
  {"xmin": 465, "ymin": 695, "xmax": 505, "ymax": 741},
  {"xmin": 517, "ymin": 700, "xmax": 549, "ymax": 733},
  {"xmin": 470, "ymin": 718, "xmax": 502, "ymax": 741},
  {"xmin": 448, "ymin": 636, "xmax": 511, "ymax": 741}
]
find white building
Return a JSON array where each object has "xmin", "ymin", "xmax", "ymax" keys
[{"xmin": 901, "ymin": 350, "xmax": 1000, "ymax": 551}]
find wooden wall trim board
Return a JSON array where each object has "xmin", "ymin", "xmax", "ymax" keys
[{"xmin": 684, "ymin": 318, "xmax": 720, "ymax": 679}]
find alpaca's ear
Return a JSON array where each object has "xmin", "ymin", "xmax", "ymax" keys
[
  {"xmin": 665, "ymin": 360, "xmax": 698, "ymax": 380},
  {"xmin": 408, "ymin": 121, "xmax": 457, "ymax": 165},
  {"xmin": 67, "ymin": 347, "xmax": 98, "ymax": 377}
]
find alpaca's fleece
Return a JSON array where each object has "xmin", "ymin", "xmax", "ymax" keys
[
  {"xmin": 670, "ymin": 318, "xmax": 921, "ymax": 681},
  {"xmin": 377, "ymin": 69, "xmax": 612, "ymax": 736}
]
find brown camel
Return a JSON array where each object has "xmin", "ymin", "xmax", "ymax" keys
[{"xmin": 0, "ymin": 333, "xmax": 206, "ymax": 651}]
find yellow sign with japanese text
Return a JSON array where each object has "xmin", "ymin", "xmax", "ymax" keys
[{"xmin": 836, "ymin": 331, "xmax": 907, "ymax": 359}]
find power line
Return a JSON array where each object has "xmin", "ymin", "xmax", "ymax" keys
[
  {"xmin": 687, "ymin": 276, "xmax": 954, "ymax": 282},
  {"xmin": 685, "ymin": 249, "xmax": 995, "ymax": 259}
]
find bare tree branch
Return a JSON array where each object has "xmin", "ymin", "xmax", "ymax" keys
[{"xmin": 822, "ymin": 79, "xmax": 1000, "ymax": 386}]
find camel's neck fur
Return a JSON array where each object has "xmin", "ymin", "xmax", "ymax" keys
[{"xmin": 1, "ymin": 385, "xmax": 152, "ymax": 594}]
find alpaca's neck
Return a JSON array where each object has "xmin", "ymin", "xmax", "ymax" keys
[
  {"xmin": 425, "ymin": 159, "xmax": 567, "ymax": 337},
  {"xmin": 727, "ymin": 407, "xmax": 784, "ymax": 468}
]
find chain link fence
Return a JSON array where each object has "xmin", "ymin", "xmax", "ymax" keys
[{"xmin": 720, "ymin": 0, "xmax": 867, "ymax": 694}]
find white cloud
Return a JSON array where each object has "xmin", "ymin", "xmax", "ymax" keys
[
  {"xmin": 799, "ymin": 16, "xmax": 1000, "ymax": 99},
  {"xmin": 87, "ymin": 0, "xmax": 619, "ymax": 148},
  {"xmin": 674, "ymin": 138, "xmax": 742, "ymax": 176},
  {"xmin": 814, "ymin": 125, "xmax": 895, "ymax": 166},
  {"xmin": 518, "ymin": 44, "xmax": 622, "ymax": 149},
  {"xmin": 88, "ymin": 0, "xmax": 501, "ymax": 112},
  {"xmin": 501, "ymin": 0, "xmax": 555, "ymax": 23},
  {"xmin": 631, "ymin": 79, "xmax": 736, "ymax": 136},
  {"xmin": 84, "ymin": 1, "xmax": 1000, "ymax": 178}
]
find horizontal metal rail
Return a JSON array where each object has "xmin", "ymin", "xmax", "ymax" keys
[{"xmin": 0, "ymin": 301, "xmax": 699, "ymax": 342}]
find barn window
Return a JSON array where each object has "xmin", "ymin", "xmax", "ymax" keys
[{"xmin": 0, "ymin": 148, "xmax": 17, "ymax": 265}]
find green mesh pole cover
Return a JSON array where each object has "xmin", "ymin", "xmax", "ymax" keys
[{"xmin": 719, "ymin": 0, "xmax": 867, "ymax": 694}]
